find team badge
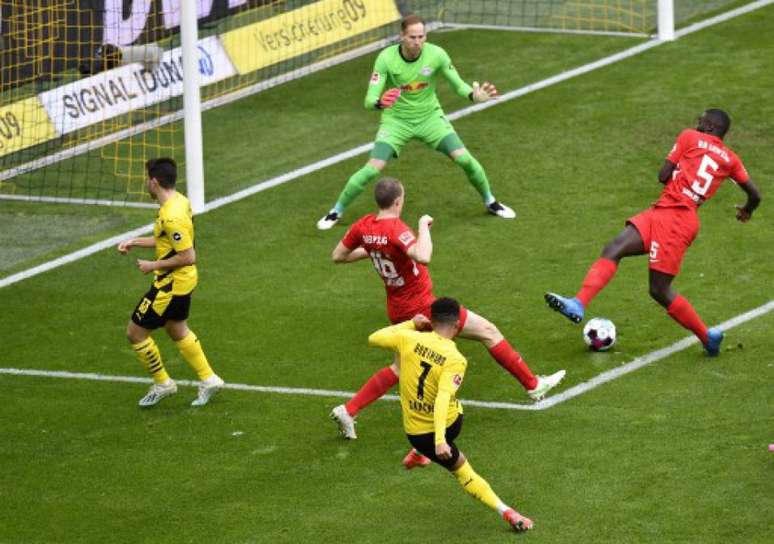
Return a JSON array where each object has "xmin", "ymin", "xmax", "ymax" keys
[
  {"xmin": 452, "ymin": 374, "xmax": 463, "ymax": 388},
  {"xmin": 421, "ymin": 66, "xmax": 433, "ymax": 76},
  {"xmin": 370, "ymin": 72, "xmax": 381, "ymax": 84},
  {"xmin": 173, "ymin": 232, "xmax": 182, "ymax": 242},
  {"xmin": 398, "ymin": 230, "xmax": 415, "ymax": 246}
]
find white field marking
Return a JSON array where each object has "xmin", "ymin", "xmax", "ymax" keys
[
  {"xmin": 0, "ymin": 193, "xmax": 156, "ymax": 208},
  {"xmin": 539, "ymin": 299, "xmax": 774, "ymax": 410},
  {"xmin": 441, "ymin": 22, "xmax": 649, "ymax": 38},
  {"xmin": 2, "ymin": 299, "xmax": 772, "ymax": 410},
  {"xmin": 1, "ymin": 0, "xmax": 771, "ymax": 291},
  {"xmin": 0, "ymin": 366, "xmax": 538, "ymax": 411}
]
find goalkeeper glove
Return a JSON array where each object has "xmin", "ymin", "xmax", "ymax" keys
[
  {"xmin": 377, "ymin": 88, "xmax": 401, "ymax": 109},
  {"xmin": 470, "ymin": 81, "xmax": 498, "ymax": 103}
]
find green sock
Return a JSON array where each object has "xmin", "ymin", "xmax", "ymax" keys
[
  {"xmin": 335, "ymin": 164, "xmax": 381, "ymax": 212},
  {"xmin": 454, "ymin": 152, "xmax": 494, "ymax": 204}
]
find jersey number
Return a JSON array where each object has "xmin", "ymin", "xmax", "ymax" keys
[
  {"xmin": 691, "ymin": 154, "xmax": 720, "ymax": 196},
  {"xmin": 416, "ymin": 361, "xmax": 432, "ymax": 400},
  {"xmin": 369, "ymin": 251, "xmax": 398, "ymax": 279}
]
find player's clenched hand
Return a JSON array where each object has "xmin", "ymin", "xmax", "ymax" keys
[
  {"xmin": 412, "ymin": 313, "xmax": 432, "ymax": 331},
  {"xmin": 378, "ymin": 87, "xmax": 401, "ymax": 108},
  {"xmin": 735, "ymin": 205, "xmax": 752, "ymax": 223},
  {"xmin": 471, "ymin": 81, "xmax": 497, "ymax": 103},
  {"xmin": 436, "ymin": 443, "xmax": 452, "ymax": 460},
  {"xmin": 418, "ymin": 214, "xmax": 433, "ymax": 229},
  {"xmin": 117, "ymin": 239, "xmax": 133, "ymax": 254},
  {"xmin": 136, "ymin": 259, "xmax": 156, "ymax": 274}
]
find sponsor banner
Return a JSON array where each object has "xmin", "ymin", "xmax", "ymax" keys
[
  {"xmin": 222, "ymin": 0, "xmax": 400, "ymax": 75},
  {"xmin": 39, "ymin": 36, "xmax": 236, "ymax": 136},
  {"xmin": 0, "ymin": 98, "xmax": 57, "ymax": 158}
]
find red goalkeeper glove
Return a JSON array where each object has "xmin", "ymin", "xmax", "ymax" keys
[{"xmin": 378, "ymin": 88, "xmax": 401, "ymax": 109}]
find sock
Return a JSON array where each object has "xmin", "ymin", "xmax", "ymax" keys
[
  {"xmin": 175, "ymin": 331, "xmax": 215, "ymax": 381},
  {"xmin": 345, "ymin": 366, "xmax": 398, "ymax": 417},
  {"xmin": 667, "ymin": 295, "xmax": 709, "ymax": 344},
  {"xmin": 453, "ymin": 151, "xmax": 494, "ymax": 204},
  {"xmin": 132, "ymin": 337, "xmax": 170, "ymax": 384},
  {"xmin": 452, "ymin": 461, "xmax": 506, "ymax": 513},
  {"xmin": 488, "ymin": 340, "xmax": 538, "ymax": 390},
  {"xmin": 335, "ymin": 164, "xmax": 381, "ymax": 211},
  {"xmin": 575, "ymin": 257, "xmax": 618, "ymax": 307}
]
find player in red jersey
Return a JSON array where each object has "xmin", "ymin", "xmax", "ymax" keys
[
  {"xmin": 329, "ymin": 177, "xmax": 565, "ymax": 464},
  {"xmin": 545, "ymin": 109, "xmax": 761, "ymax": 355}
]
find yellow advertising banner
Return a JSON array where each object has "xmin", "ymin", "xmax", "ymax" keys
[
  {"xmin": 0, "ymin": 97, "xmax": 57, "ymax": 158},
  {"xmin": 222, "ymin": 0, "xmax": 400, "ymax": 74}
]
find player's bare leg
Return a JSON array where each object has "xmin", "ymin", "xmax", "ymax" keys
[
  {"xmin": 318, "ymin": 158, "xmax": 386, "ymax": 230},
  {"xmin": 546, "ymin": 225, "xmax": 645, "ymax": 323},
  {"xmin": 649, "ymin": 269, "xmax": 722, "ymax": 355},
  {"xmin": 459, "ymin": 310, "xmax": 565, "ymax": 399},
  {"xmin": 447, "ymin": 146, "xmax": 515, "ymax": 219}
]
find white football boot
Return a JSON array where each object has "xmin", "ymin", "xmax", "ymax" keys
[
  {"xmin": 527, "ymin": 370, "xmax": 566, "ymax": 401},
  {"xmin": 487, "ymin": 201, "xmax": 516, "ymax": 219},
  {"xmin": 191, "ymin": 374, "xmax": 225, "ymax": 407},
  {"xmin": 330, "ymin": 404, "xmax": 357, "ymax": 439},
  {"xmin": 138, "ymin": 379, "xmax": 178, "ymax": 407},
  {"xmin": 317, "ymin": 210, "xmax": 341, "ymax": 230}
]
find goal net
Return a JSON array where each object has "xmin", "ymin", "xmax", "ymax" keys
[{"xmin": 0, "ymin": 0, "xmax": 736, "ymax": 207}]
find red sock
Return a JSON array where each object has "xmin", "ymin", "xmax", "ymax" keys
[
  {"xmin": 667, "ymin": 295, "xmax": 709, "ymax": 344},
  {"xmin": 345, "ymin": 366, "xmax": 399, "ymax": 417},
  {"xmin": 575, "ymin": 258, "xmax": 618, "ymax": 307},
  {"xmin": 488, "ymin": 340, "xmax": 538, "ymax": 391}
]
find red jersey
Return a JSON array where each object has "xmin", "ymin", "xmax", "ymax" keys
[
  {"xmin": 342, "ymin": 214, "xmax": 434, "ymax": 323},
  {"xmin": 657, "ymin": 129, "xmax": 749, "ymax": 208}
]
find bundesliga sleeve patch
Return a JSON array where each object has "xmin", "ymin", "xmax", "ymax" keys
[
  {"xmin": 452, "ymin": 374, "xmax": 463, "ymax": 389},
  {"xmin": 172, "ymin": 232, "xmax": 183, "ymax": 242},
  {"xmin": 370, "ymin": 72, "xmax": 381, "ymax": 84},
  {"xmin": 398, "ymin": 230, "xmax": 415, "ymax": 246}
]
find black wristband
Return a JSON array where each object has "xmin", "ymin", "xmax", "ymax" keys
[
  {"xmin": 375, "ymin": 101, "xmax": 383, "ymax": 110},
  {"xmin": 468, "ymin": 92, "xmax": 474, "ymax": 102}
]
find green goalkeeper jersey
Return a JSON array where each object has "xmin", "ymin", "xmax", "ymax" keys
[{"xmin": 364, "ymin": 43, "xmax": 473, "ymax": 125}]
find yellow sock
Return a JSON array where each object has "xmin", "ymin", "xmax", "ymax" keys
[
  {"xmin": 132, "ymin": 337, "xmax": 170, "ymax": 384},
  {"xmin": 175, "ymin": 331, "xmax": 214, "ymax": 381},
  {"xmin": 452, "ymin": 461, "xmax": 505, "ymax": 512}
]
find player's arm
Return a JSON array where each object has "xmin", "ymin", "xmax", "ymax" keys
[
  {"xmin": 434, "ymin": 362, "xmax": 465, "ymax": 459},
  {"xmin": 735, "ymin": 179, "xmax": 761, "ymax": 223},
  {"xmin": 438, "ymin": 48, "xmax": 496, "ymax": 104},
  {"xmin": 658, "ymin": 160, "xmax": 677, "ymax": 184},
  {"xmin": 332, "ymin": 241, "xmax": 369, "ymax": 263},
  {"xmin": 137, "ymin": 247, "xmax": 195, "ymax": 275},
  {"xmin": 368, "ymin": 320, "xmax": 416, "ymax": 350},
  {"xmin": 405, "ymin": 215, "xmax": 433, "ymax": 264},
  {"xmin": 117, "ymin": 236, "xmax": 155, "ymax": 254}
]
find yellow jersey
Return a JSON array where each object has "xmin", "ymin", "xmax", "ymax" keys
[
  {"xmin": 153, "ymin": 191, "xmax": 197, "ymax": 294},
  {"xmin": 369, "ymin": 321, "xmax": 467, "ymax": 440}
]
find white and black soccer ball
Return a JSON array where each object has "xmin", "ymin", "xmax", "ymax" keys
[{"xmin": 583, "ymin": 318, "xmax": 617, "ymax": 352}]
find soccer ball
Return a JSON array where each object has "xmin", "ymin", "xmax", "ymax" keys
[{"xmin": 583, "ymin": 318, "xmax": 617, "ymax": 352}]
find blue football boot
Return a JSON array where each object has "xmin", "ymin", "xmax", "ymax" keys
[
  {"xmin": 704, "ymin": 327, "xmax": 724, "ymax": 357},
  {"xmin": 544, "ymin": 292, "xmax": 585, "ymax": 324}
]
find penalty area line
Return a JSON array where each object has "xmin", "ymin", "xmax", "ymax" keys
[{"xmin": 0, "ymin": 367, "xmax": 539, "ymax": 411}]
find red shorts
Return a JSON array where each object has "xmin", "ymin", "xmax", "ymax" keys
[
  {"xmin": 627, "ymin": 206, "xmax": 699, "ymax": 276},
  {"xmin": 389, "ymin": 300, "xmax": 469, "ymax": 330}
]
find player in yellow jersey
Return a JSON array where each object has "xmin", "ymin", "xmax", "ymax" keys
[
  {"xmin": 368, "ymin": 297, "xmax": 533, "ymax": 532},
  {"xmin": 117, "ymin": 158, "xmax": 224, "ymax": 407}
]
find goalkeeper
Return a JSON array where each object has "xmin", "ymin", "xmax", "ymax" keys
[{"xmin": 317, "ymin": 14, "xmax": 514, "ymax": 230}]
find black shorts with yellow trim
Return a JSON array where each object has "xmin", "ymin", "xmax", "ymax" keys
[
  {"xmin": 407, "ymin": 414, "xmax": 464, "ymax": 470},
  {"xmin": 131, "ymin": 282, "xmax": 191, "ymax": 330}
]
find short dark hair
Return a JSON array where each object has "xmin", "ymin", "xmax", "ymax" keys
[
  {"xmin": 146, "ymin": 158, "xmax": 177, "ymax": 188},
  {"xmin": 431, "ymin": 297, "xmax": 461, "ymax": 326},
  {"xmin": 374, "ymin": 177, "xmax": 403, "ymax": 209},
  {"xmin": 401, "ymin": 14, "xmax": 425, "ymax": 32},
  {"xmin": 704, "ymin": 108, "xmax": 731, "ymax": 136}
]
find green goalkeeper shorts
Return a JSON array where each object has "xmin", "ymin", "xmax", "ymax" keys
[{"xmin": 371, "ymin": 112, "xmax": 465, "ymax": 160}]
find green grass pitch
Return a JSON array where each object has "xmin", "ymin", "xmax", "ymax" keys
[{"xmin": 1, "ymin": 4, "xmax": 773, "ymax": 543}]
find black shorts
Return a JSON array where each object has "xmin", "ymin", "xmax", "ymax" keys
[
  {"xmin": 407, "ymin": 415, "xmax": 464, "ymax": 470},
  {"xmin": 131, "ymin": 283, "xmax": 191, "ymax": 330}
]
